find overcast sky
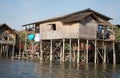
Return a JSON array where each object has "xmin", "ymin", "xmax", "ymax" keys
[{"xmin": 0, "ymin": 0, "xmax": 119, "ymax": 30}]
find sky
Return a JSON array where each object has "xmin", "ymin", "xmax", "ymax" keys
[{"xmin": 0, "ymin": 0, "xmax": 120, "ymax": 30}]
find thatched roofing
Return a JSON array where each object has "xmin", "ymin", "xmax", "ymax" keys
[
  {"xmin": 96, "ymin": 21, "xmax": 113, "ymax": 26},
  {"xmin": 0, "ymin": 23, "xmax": 18, "ymax": 35},
  {"xmin": 23, "ymin": 8, "xmax": 112, "ymax": 26},
  {"xmin": 62, "ymin": 12, "xmax": 92, "ymax": 23},
  {"xmin": 0, "ymin": 23, "xmax": 11, "ymax": 29}
]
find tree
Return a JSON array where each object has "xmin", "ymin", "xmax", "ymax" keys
[{"xmin": 115, "ymin": 26, "xmax": 120, "ymax": 41}]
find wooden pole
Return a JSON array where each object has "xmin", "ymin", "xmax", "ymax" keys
[
  {"xmin": 1, "ymin": 44, "xmax": 3, "ymax": 57},
  {"xmin": 113, "ymin": 42, "xmax": 116, "ymax": 64},
  {"xmin": 19, "ymin": 35, "xmax": 21, "ymax": 57},
  {"xmin": 23, "ymin": 38, "xmax": 26, "ymax": 58},
  {"xmin": 40, "ymin": 41, "xmax": 43, "ymax": 61},
  {"xmin": 0, "ymin": 44, "xmax": 2, "ymax": 58},
  {"xmin": 77, "ymin": 39, "xmax": 80, "ymax": 64},
  {"xmin": 86, "ymin": 40, "xmax": 89, "ymax": 63},
  {"xmin": 50, "ymin": 40, "xmax": 53, "ymax": 62},
  {"xmin": 103, "ymin": 42, "xmax": 106, "ymax": 64},
  {"xmin": 73, "ymin": 50, "xmax": 75, "ymax": 62},
  {"xmin": 31, "ymin": 41, "xmax": 34, "ymax": 59},
  {"xmin": 12, "ymin": 43, "xmax": 15, "ymax": 58},
  {"xmin": 60, "ymin": 46, "xmax": 62, "ymax": 63},
  {"xmin": 62, "ymin": 39, "xmax": 65, "ymax": 62},
  {"xmin": 23, "ymin": 27, "xmax": 27, "ymax": 58},
  {"xmin": 94, "ymin": 40, "xmax": 97, "ymax": 64},
  {"xmin": 69, "ymin": 39, "xmax": 72, "ymax": 62},
  {"xmin": 6, "ymin": 45, "xmax": 9, "ymax": 58}
]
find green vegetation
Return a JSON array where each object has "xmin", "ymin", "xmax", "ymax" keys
[{"xmin": 115, "ymin": 27, "xmax": 120, "ymax": 41}]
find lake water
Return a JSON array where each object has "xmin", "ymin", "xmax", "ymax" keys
[{"xmin": 0, "ymin": 59, "xmax": 120, "ymax": 78}]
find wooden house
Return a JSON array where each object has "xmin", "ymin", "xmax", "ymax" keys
[
  {"xmin": 0, "ymin": 23, "xmax": 20, "ymax": 58},
  {"xmin": 23, "ymin": 8, "xmax": 116, "ymax": 64}
]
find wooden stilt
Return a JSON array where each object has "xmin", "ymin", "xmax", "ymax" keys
[
  {"xmin": 77, "ymin": 39, "xmax": 80, "ymax": 64},
  {"xmin": 23, "ymin": 38, "xmax": 27, "ymax": 58},
  {"xmin": 19, "ymin": 35, "xmax": 21, "ymax": 57},
  {"xmin": 0, "ymin": 44, "xmax": 2, "ymax": 57},
  {"xmin": 94, "ymin": 40, "xmax": 97, "ymax": 64},
  {"xmin": 40, "ymin": 41, "xmax": 43, "ymax": 61},
  {"xmin": 23, "ymin": 28, "xmax": 27, "ymax": 58},
  {"xmin": 86, "ymin": 40, "xmax": 89, "ymax": 63},
  {"xmin": 31, "ymin": 42, "xmax": 34, "ymax": 59},
  {"xmin": 103, "ymin": 42, "xmax": 106, "ymax": 64},
  {"xmin": 69, "ymin": 39, "xmax": 72, "ymax": 62},
  {"xmin": 106, "ymin": 44, "xmax": 109, "ymax": 63},
  {"xmin": 50, "ymin": 40, "xmax": 53, "ymax": 61},
  {"xmin": 12, "ymin": 43, "xmax": 15, "ymax": 58},
  {"xmin": 73, "ymin": 50, "xmax": 75, "ymax": 62},
  {"xmin": 62, "ymin": 39, "xmax": 65, "ymax": 62},
  {"xmin": 106, "ymin": 47, "xmax": 109, "ymax": 63},
  {"xmin": 1, "ymin": 44, "xmax": 3, "ymax": 56},
  {"xmin": 6, "ymin": 45, "xmax": 8, "ymax": 58},
  {"xmin": 60, "ymin": 47, "xmax": 63, "ymax": 63},
  {"xmin": 113, "ymin": 42, "xmax": 116, "ymax": 64}
]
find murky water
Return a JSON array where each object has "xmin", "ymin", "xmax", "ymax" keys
[{"xmin": 0, "ymin": 59, "xmax": 120, "ymax": 78}]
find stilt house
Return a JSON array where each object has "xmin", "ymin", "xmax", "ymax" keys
[
  {"xmin": 23, "ymin": 8, "xmax": 116, "ymax": 64},
  {"xmin": 0, "ymin": 24, "xmax": 19, "ymax": 58}
]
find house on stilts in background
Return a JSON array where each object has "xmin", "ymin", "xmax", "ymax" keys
[
  {"xmin": 0, "ymin": 24, "xmax": 20, "ymax": 58},
  {"xmin": 23, "ymin": 8, "xmax": 116, "ymax": 64}
]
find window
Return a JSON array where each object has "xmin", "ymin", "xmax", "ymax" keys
[
  {"xmin": 50, "ymin": 24, "xmax": 56, "ymax": 31},
  {"xmin": 4, "ymin": 37, "xmax": 8, "ymax": 40}
]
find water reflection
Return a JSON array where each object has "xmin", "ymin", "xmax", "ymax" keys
[{"xmin": 0, "ymin": 59, "xmax": 120, "ymax": 78}]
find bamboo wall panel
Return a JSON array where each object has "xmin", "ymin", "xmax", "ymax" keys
[
  {"xmin": 40, "ymin": 21, "xmax": 79, "ymax": 39},
  {"xmin": 79, "ymin": 16, "xmax": 97, "ymax": 39}
]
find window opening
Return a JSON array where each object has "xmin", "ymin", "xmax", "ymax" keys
[{"xmin": 50, "ymin": 24, "xmax": 56, "ymax": 31}]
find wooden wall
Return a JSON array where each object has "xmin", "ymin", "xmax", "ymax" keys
[
  {"xmin": 40, "ymin": 21, "xmax": 79, "ymax": 39},
  {"xmin": 39, "ymin": 16, "xmax": 98, "ymax": 40},
  {"xmin": 79, "ymin": 16, "xmax": 97, "ymax": 39}
]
